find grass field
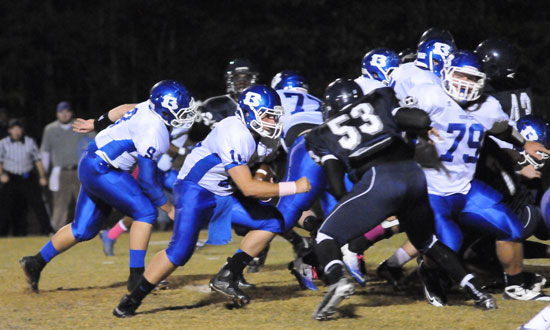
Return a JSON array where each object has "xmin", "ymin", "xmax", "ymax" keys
[{"xmin": 1, "ymin": 230, "xmax": 549, "ymax": 329}]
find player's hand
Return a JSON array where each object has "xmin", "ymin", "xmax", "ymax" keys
[
  {"xmin": 0, "ymin": 173, "xmax": 8, "ymax": 183},
  {"xmin": 295, "ymin": 177, "xmax": 311, "ymax": 193},
  {"xmin": 39, "ymin": 176, "xmax": 48, "ymax": 187},
  {"xmin": 520, "ymin": 164, "xmax": 542, "ymax": 179},
  {"xmin": 72, "ymin": 118, "xmax": 95, "ymax": 133},
  {"xmin": 427, "ymin": 127, "xmax": 443, "ymax": 144},
  {"xmin": 524, "ymin": 141, "xmax": 550, "ymax": 161}
]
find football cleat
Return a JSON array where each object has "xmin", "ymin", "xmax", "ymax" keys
[
  {"xmin": 100, "ymin": 230, "xmax": 115, "ymax": 256},
  {"xmin": 210, "ymin": 266, "xmax": 250, "ymax": 307},
  {"xmin": 154, "ymin": 280, "xmax": 170, "ymax": 291},
  {"xmin": 462, "ymin": 279, "xmax": 497, "ymax": 310},
  {"xmin": 289, "ymin": 257, "xmax": 318, "ymax": 291},
  {"xmin": 504, "ymin": 285, "xmax": 550, "ymax": 301},
  {"xmin": 113, "ymin": 294, "xmax": 141, "ymax": 318},
  {"xmin": 19, "ymin": 256, "xmax": 43, "ymax": 293},
  {"xmin": 524, "ymin": 272, "xmax": 547, "ymax": 293},
  {"xmin": 341, "ymin": 244, "xmax": 366, "ymax": 286},
  {"xmin": 418, "ymin": 261, "xmax": 447, "ymax": 307},
  {"xmin": 237, "ymin": 273, "xmax": 256, "ymax": 289},
  {"xmin": 313, "ymin": 276, "xmax": 355, "ymax": 321},
  {"xmin": 376, "ymin": 260, "xmax": 405, "ymax": 291}
]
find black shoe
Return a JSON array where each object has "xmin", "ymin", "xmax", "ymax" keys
[
  {"xmin": 237, "ymin": 273, "xmax": 256, "ymax": 289},
  {"xmin": 376, "ymin": 260, "xmax": 405, "ymax": 291},
  {"xmin": 19, "ymin": 256, "xmax": 43, "ymax": 293},
  {"xmin": 113, "ymin": 294, "xmax": 141, "ymax": 318},
  {"xmin": 210, "ymin": 266, "xmax": 250, "ymax": 307},
  {"xmin": 127, "ymin": 268, "xmax": 144, "ymax": 292},
  {"xmin": 524, "ymin": 272, "xmax": 547, "ymax": 292},
  {"xmin": 462, "ymin": 282, "xmax": 497, "ymax": 310},
  {"xmin": 247, "ymin": 245, "xmax": 269, "ymax": 273},
  {"xmin": 417, "ymin": 261, "xmax": 447, "ymax": 307}
]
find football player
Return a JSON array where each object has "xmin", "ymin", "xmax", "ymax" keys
[
  {"xmin": 19, "ymin": 80, "xmax": 197, "ymax": 293},
  {"xmin": 113, "ymin": 85, "xmax": 311, "ymax": 317},
  {"xmin": 188, "ymin": 58, "xmax": 258, "ymax": 143},
  {"xmin": 405, "ymin": 50, "xmax": 550, "ymax": 302},
  {"xmin": 307, "ymin": 78, "xmax": 496, "ymax": 320}
]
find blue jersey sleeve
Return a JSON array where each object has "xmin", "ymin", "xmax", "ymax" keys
[{"xmin": 137, "ymin": 155, "xmax": 168, "ymax": 207}]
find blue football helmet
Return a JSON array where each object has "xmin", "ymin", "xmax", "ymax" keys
[
  {"xmin": 361, "ymin": 48, "xmax": 401, "ymax": 86},
  {"xmin": 441, "ymin": 50, "xmax": 486, "ymax": 105},
  {"xmin": 271, "ymin": 70, "xmax": 308, "ymax": 92},
  {"xmin": 149, "ymin": 80, "xmax": 197, "ymax": 128},
  {"xmin": 517, "ymin": 115, "xmax": 549, "ymax": 147},
  {"xmin": 236, "ymin": 85, "xmax": 284, "ymax": 139},
  {"xmin": 415, "ymin": 38, "xmax": 455, "ymax": 77}
]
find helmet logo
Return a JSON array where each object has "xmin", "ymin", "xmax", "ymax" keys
[
  {"xmin": 521, "ymin": 126, "xmax": 539, "ymax": 142},
  {"xmin": 243, "ymin": 92, "xmax": 262, "ymax": 107},
  {"xmin": 161, "ymin": 95, "xmax": 179, "ymax": 111},
  {"xmin": 370, "ymin": 54, "xmax": 388, "ymax": 67},
  {"xmin": 433, "ymin": 42, "xmax": 451, "ymax": 57}
]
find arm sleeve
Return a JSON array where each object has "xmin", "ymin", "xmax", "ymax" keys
[
  {"xmin": 137, "ymin": 155, "xmax": 168, "ymax": 207},
  {"xmin": 0, "ymin": 140, "xmax": 5, "ymax": 163},
  {"xmin": 322, "ymin": 158, "xmax": 347, "ymax": 201},
  {"xmin": 392, "ymin": 107, "xmax": 432, "ymax": 131},
  {"xmin": 40, "ymin": 127, "xmax": 51, "ymax": 153}
]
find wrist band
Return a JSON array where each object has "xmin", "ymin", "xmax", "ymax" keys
[
  {"xmin": 278, "ymin": 182, "xmax": 297, "ymax": 196},
  {"xmin": 255, "ymin": 169, "xmax": 268, "ymax": 176},
  {"xmin": 178, "ymin": 147, "xmax": 187, "ymax": 156},
  {"xmin": 94, "ymin": 111, "xmax": 115, "ymax": 132}
]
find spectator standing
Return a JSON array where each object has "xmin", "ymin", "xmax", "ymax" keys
[
  {"xmin": 41, "ymin": 101, "xmax": 94, "ymax": 230},
  {"xmin": 0, "ymin": 119, "xmax": 53, "ymax": 236}
]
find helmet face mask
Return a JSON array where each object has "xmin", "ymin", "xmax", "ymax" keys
[
  {"xmin": 149, "ymin": 80, "xmax": 197, "ymax": 128},
  {"xmin": 441, "ymin": 51, "xmax": 486, "ymax": 105},
  {"xmin": 361, "ymin": 48, "xmax": 401, "ymax": 86},
  {"xmin": 225, "ymin": 58, "xmax": 259, "ymax": 96},
  {"xmin": 237, "ymin": 85, "xmax": 283, "ymax": 139}
]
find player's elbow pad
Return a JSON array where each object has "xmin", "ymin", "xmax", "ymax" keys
[
  {"xmin": 393, "ymin": 107, "xmax": 431, "ymax": 131},
  {"xmin": 137, "ymin": 156, "xmax": 168, "ymax": 207}
]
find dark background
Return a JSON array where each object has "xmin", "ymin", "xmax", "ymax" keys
[{"xmin": 1, "ymin": 0, "xmax": 549, "ymax": 140}]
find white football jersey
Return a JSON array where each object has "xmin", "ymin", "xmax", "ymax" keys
[
  {"xmin": 94, "ymin": 101, "xmax": 169, "ymax": 171},
  {"xmin": 178, "ymin": 116, "xmax": 275, "ymax": 196},
  {"xmin": 408, "ymin": 84, "xmax": 509, "ymax": 195},
  {"xmin": 390, "ymin": 62, "xmax": 441, "ymax": 100},
  {"xmin": 354, "ymin": 76, "xmax": 386, "ymax": 95},
  {"xmin": 277, "ymin": 89, "xmax": 323, "ymax": 139}
]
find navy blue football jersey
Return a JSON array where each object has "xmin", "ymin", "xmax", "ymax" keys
[
  {"xmin": 484, "ymin": 79, "xmax": 533, "ymax": 122},
  {"xmin": 305, "ymin": 87, "xmax": 412, "ymax": 181}
]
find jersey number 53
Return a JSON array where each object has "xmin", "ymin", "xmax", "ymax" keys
[{"xmin": 326, "ymin": 103, "xmax": 383, "ymax": 150}]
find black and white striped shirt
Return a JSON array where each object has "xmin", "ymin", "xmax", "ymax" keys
[{"xmin": 0, "ymin": 136, "xmax": 41, "ymax": 175}]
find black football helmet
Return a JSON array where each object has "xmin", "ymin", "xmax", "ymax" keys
[
  {"xmin": 398, "ymin": 48, "xmax": 416, "ymax": 63},
  {"xmin": 225, "ymin": 58, "xmax": 259, "ymax": 96},
  {"xmin": 418, "ymin": 27, "xmax": 455, "ymax": 48},
  {"xmin": 322, "ymin": 78, "xmax": 363, "ymax": 120},
  {"xmin": 474, "ymin": 38, "xmax": 518, "ymax": 80}
]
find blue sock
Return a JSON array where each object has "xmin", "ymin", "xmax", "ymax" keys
[
  {"xmin": 39, "ymin": 241, "xmax": 59, "ymax": 263},
  {"xmin": 129, "ymin": 249, "xmax": 146, "ymax": 268}
]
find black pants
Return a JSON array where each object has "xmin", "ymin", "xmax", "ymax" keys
[
  {"xmin": 318, "ymin": 160, "xmax": 435, "ymax": 252},
  {"xmin": 0, "ymin": 171, "xmax": 52, "ymax": 236}
]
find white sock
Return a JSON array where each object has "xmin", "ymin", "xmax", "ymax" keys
[
  {"xmin": 118, "ymin": 219, "xmax": 128, "ymax": 231},
  {"xmin": 386, "ymin": 248, "xmax": 412, "ymax": 267}
]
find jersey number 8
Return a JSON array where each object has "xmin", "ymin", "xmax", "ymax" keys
[{"xmin": 327, "ymin": 103, "xmax": 383, "ymax": 150}]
